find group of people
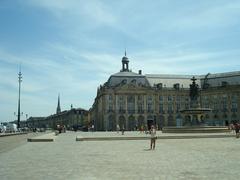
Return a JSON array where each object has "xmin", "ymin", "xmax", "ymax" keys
[
  {"xmin": 56, "ymin": 124, "xmax": 66, "ymax": 134},
  {"xmin": 116, "ymin": 123, "xmax": 157, "ymax": 150}
]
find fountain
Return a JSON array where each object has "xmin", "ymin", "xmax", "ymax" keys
[
  {"xmin": 180, "ymin": 76, "xmax": 211, "ymax": 126},
  {"xmin": 162, "ymin": 77, "xmax": 229, "ymax": 133}
]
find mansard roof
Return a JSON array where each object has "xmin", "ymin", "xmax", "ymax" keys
[
  {"xmin": 102, "ymin": 54, "xmax": 240, "ymax": 89},
  {"xmin": 199, "ymin": 71, "xmax": 240, "ymax": 87},
  {"xmin": 199, "ymin": 71, "xmax": 240, "ymax": 79},
  {"xmin": 106, "ymin": 71, "xmax": 150, "ymax": 88},
  {"xmin": 146, "ymin": 74, "xmax": 201, "ymax": 88}
]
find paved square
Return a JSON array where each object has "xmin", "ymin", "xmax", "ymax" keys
[{"xmin": 0, "ymin": 131, "xmax": 240, "ymax": 180}]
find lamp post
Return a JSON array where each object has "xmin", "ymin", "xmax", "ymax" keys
[
  {"xmin": 81, "ymin": 111, "xmax": 83, "ymax": 127},
  {"xmin": 26, "ymin": 114, "xmax": 28, "ymax": 127},
  {"xmin": 17, "ymin": 68, "xmax": 22, "ymax": 129}
]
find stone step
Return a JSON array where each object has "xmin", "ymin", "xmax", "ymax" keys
[
  {"xmin": 162, "ymin": 127, "xmax": 230, "ymax": 133},
  {"xmin": 76, "ymin": 134, "xmax": 235, "ymax": 141}
]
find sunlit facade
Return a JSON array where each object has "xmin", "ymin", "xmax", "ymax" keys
[{"xmin": 90, "ymin": 54, "xmax": 240, "ymax": 131}]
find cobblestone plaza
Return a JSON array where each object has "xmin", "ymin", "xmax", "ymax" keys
[{"xmin": 1, "ymin": 132, "xmax": 240, "ymax": 180}]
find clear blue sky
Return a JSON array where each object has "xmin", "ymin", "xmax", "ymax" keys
[{"xmin": 0, "ymin": 0, "xmax": 240, "ymax": 122}]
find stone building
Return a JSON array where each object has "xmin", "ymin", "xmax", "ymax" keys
[
  {"xmin": 26, "ymin": 96, "xmax": 89, "ymax": 129},
  {"xmin": 43, "ymin": 108, "xmax": 88, "ymax": 129},
  {"xmin": 90, "ymin": 54, "xmax": 240, "ymax": 131}
]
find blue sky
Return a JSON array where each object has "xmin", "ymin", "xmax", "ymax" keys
[{"xmin": 0, "ymin": 0, "xmax": 240, "ymax": 122}]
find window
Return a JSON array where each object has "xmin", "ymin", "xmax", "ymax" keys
[
  {"xmin": 147, "ymin": 95, "xmax": 153, "ymax": 113},
  {"xmin": 231, "ymin": 95, "xmax": 238, "ymax": 112},
  {"xmin": 203, "ymin": 96, "xmax": 209, "ymax": 108},
  {"xmin": 138, "ymin": 103, "xmax": 144, "ymax": 113},
  {"xmin": 159, "ymin": 103, "xmax": 164, "ymax": 113},
  {"xmin": 222, "ymin": 95, "xmax": 228, "ymax": 112},
  {"xmin": 118, "ymin": 95, "xmax": 125, "ymax": 113},
  {"xmin": 147, "ymin": 103, "xmax": 153, "ymax": 113},
  {"xmin": 213, "ymin": 95, "xmax": 219, "ymax": 112},
  {"xmin": 108, "ymin": 103, "xmax": 113, "ymax": 112},
  {"xmin": 137, "ymin": 95, "xmax": 143, "ymax": 101},
  {"xmin": 168, "ymin": 96, "xmax": 172, "ymax": 101},
  {"xmin": 168, "ymin": 103, "xmax": 173, "ymax": 113},
  {"xmin": 176, "ymin": 96, "xmax": 180, "ymax": 102},
  {"xmin": 159, "ymin": 96, "xmax": 163, "ymax": 102},
  {"xmin": 176, "ymin": 103, "xmax": 181, "ymax": 112},
  {"xmin": 127, "ymin": 95, "xmax": 135, "ymax": 113}
]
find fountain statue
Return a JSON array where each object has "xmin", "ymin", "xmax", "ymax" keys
[{"xmin": 180, "ymin": 76, "xmax": 211, "ymax": 126}]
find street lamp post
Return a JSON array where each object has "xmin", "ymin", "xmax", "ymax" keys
[
  {"xmin": 17, "ymin": 68, "xmax": 22, "ymax": 129},
  {"xmin": 14, "ymin": 112, "xmax": 23, "ymax": 124},
  {"xmin": 26, "ymin": 114, "xmax": 28, "ymax": 127}
]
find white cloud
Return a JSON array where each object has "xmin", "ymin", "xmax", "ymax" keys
[
  {"xmin": 131, "ymin": 48, "xmax": 240, "ymax": 74},
  {"xmin": 164, "ymin": 1, "xmax": 240, "ymax": 30},
  {"xmin": 27, "ymin": 0, "xmax": 117, "ymax": 26}
]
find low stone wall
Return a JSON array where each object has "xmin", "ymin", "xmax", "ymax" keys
[{"xmin": 162, "ymin": 126, "xmax": 230, "ymax": 133}]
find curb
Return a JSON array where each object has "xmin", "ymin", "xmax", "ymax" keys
[
  {"xmin": 76, "ymin": 134, "xmax": 235, "ymax": 141},
  {"xmin": 0, "ymin": 132, "xmax": 28, "ymax": 137}
]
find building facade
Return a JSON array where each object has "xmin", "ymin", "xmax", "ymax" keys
[
  {"xmin": 26, "ymin": 96, "xmax": 89, "ymax": 129},
  {"xmin": 90, "ymin": 54, "xmax": 240, "ymax": 131}
]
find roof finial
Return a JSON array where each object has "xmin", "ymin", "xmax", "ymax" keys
[{"xmin": 125, "ymin": 48, "xmax": 127, "ymax": 57}]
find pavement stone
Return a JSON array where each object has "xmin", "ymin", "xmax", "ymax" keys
[{"xmin": 0, "ymin": 131, "xmax": 240, "ymax": 180}]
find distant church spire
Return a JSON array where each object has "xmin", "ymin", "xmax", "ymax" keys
[{"xmin": 56, "ymin": 94, "xmax": 61, "ymax": 114}]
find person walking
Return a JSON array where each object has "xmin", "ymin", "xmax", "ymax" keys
[
  {"xmin": 140, "ymin": 125, "xmax": 144, "ymax": 133},
  {"xmin": 116, "ymin": 124, "xmax": 120, "ymax": 133},
  {"xmin": 234, "ymin": 123, "xmax": 240, "ymax": 138},
  {"xmin": 150, "ymin": 125, "xmax": 157, "ymax": 150},
  {"xmin": 121, "ymin": 125, "xmax": 125, "ymax": 135}
]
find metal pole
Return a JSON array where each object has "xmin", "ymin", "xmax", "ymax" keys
[
  {"xmin": 26, "ymin": 114, "xmax": 28, "ymax": 127},
  {"xmin": 17, "ymin": 68, "xmax": 22, "ymax": 129}
]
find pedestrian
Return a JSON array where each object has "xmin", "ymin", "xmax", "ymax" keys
[
  {"xmin": 121, "ymin": 125, "xmax": 125, "ymax": 135},
  {"xmin": 150, "ymin": 125, "xmax": 157, "ymax": 150},
  {"xmin": 234, "ymin": 123, "xmax": 240, "ymax": 138},
  {"xmin": 140, "ymin": 125, "xmax": 144, "ymax": 133},
  {"xmin": 91, "ymin": 124, "xmax": 94, "ymax": 132},
  {"xmin": 116, "ymin": 124, "xmax": 120, "ymax": 133},
  {"xmin": 230, "ymin": 123, "xmax": 235, "ymax": 133}
]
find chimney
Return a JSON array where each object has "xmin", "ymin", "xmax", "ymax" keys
[{"xmin": 138, "ymin": 70, "xmax": 142, "ymax": 75}]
